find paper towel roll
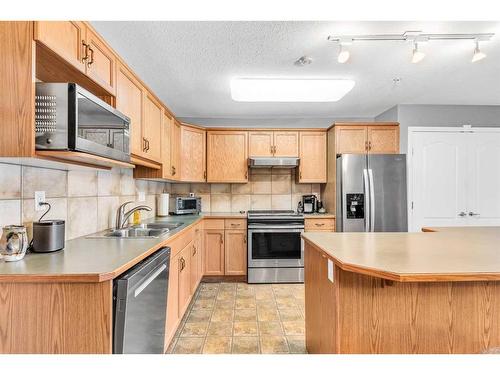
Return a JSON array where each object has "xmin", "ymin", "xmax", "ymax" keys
[{"xmin": 157, "ymin": 193, "xmax": 169, "ymax": 216}]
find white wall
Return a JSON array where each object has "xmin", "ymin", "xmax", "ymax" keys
[{"xmin": 376, "ymin": 104, "xmax": 500, "ymax": 153}]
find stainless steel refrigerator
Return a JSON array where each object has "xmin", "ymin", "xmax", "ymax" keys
[{"xmin": 336, "ymin": 154, "xmax": 407, "ymax": 232}]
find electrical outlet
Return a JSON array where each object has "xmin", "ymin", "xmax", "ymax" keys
[
  {"xmin": 34, "ymin": 191, "xmax": 46, "ymax": 211},
  {"xmin": 137, "ymin": 191, "xmax": 146, "ymax": 202}
]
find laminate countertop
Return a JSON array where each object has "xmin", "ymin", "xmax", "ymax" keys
[
  {"xmin": 302, "ymin": 227, "xmax": 500, "ymax": 282},
  {"xmin": 0, "ymin": 212, "xmax": 246, "ymax": 283}
]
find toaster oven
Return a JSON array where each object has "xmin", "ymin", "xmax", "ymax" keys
[
  {"xmin": 170, "ymin": 196, "xmax": 201, "ymax": 215},
  {"xmin": 35, "ymin": 83, "xmax": 131, "ymax": 162}
]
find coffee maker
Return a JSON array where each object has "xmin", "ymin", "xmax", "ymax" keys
[{"xmin": 302, "ymin": 195, "xmax": 317, "ymax": 214}]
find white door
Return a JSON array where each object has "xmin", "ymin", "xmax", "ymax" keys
[
  {"xmin": 410, "ymin": 131, "xmax": 468, "ymax": 231},
  {"xmin": 466, "ymin": 132, "xmax": 500, "ymax": 225}
]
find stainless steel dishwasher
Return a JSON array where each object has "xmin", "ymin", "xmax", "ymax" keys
[{"xmin": 113, "ymin": 247, "xmax": 170, "ymax": 354}]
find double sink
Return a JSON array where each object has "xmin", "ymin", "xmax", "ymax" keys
[{"xmin": 93, "ymin": 222, "xmax": 184, "ymax": 238}]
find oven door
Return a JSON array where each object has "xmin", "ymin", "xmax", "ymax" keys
[{"xmin": 248, "ymin": 228, "xmax": 304, "ymax": 268}]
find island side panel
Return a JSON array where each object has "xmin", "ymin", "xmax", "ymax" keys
[
  {"xmin": 338, "ymin": 269, "xmax": 500, "ymax": 354},
  {"xmin": 304, "ymin": 242, "xmax": 339, "ymax": 353},
  {"xmin": 0, "ymin": 281, "xmax": 113, "ymax": 354}
]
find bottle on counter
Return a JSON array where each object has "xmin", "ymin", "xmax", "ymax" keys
[{"xmin": 133, "ymin": 210, "xmax": 141, "ymax": 225}]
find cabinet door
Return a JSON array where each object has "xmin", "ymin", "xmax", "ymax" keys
[
  {"xmin": 224, "ymin": 230, "xmax": 247, "ymax": 276},
  {"xmin": 207, "ymin": 131, "xmax": 248, "ymax": 183},
  {"xmin": 170, "ymin": 120, "xmax": 182, "ymax": 180},
  {"xmin": 190, "ymin": 241, "xmax": 200, "ymax": 294},
  {"xmin": 85, "ymin": 28, "xmax": 116, "ymax": 95},
  {"xmin": 274, "ymin": 131, "xmax": 299, "ymax": 157},
  {"xmin": 305, "ymin": 243, "xmax": 321, "ymax": 353},
  {"xmin": 335, "ymin": 125, "xmax": 368, "ymax": 154},
  {"xmin": 181, "ymin": 126, "xmax": 206, "ymax": 182},
  {"xmin": 298, "ymin": 132, "xmax": 327, "ymax": 183},
  {"xmin": 116, "ymin": 63, "xmax": 144, "ymax": 157},
  {"xmin": 165, "ymin": 253, "xmax": 180, "ymax": 346},
  {"xmin": 178, "ymin": 245, "xmax": 192, "ymax": 317},
  {"xmin": 161, "ymin": 112, "xmax": 173, "ymax": 179},
  {"xmin": 204, "ymin": 230, "xmax": 225, "ymax": 276},
  {"xmin": 249, "ymin": 131, "xmax": 273, "ymax": 157},
  {"xmin": 143, "ymin": 93, "xmax": 163, "ymax": 162},
  {"xmin": 367, "ymin": 126, "xmax": 399, "ymax": 154},
  {"xmin": 34, "ymin": 21, "xmax": 87, "ymax": 73}
]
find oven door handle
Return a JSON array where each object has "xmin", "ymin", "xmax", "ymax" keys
[{"xmin": 248, "ymin": 227, "xmax": 304, "ymax": 232}]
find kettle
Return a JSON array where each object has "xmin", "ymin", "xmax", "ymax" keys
[{"xmin": 0, "ymin": 225, "xmax": 29, "ymax": 261}]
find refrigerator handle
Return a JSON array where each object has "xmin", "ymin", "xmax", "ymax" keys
[
  {"xmin": 363, "ymin": 168, "xmax": 370, "ymax": 232},
  {"xmin": 368, "ymin": 168, "xmax": 375, "ymax": 232}
]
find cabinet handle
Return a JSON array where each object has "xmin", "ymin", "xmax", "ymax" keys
[
  {"xmin": 147, "ymin": 139, "xmax": 150, "ymax": 151},
  {"xmin": 87, "ymin": 46, "xmax": 94, "ymax": 67},
  {"xmin": 179, "ymin": 257, "xmax": 185, "ymax": 271},
  {"xmin": 270, "ymin": 145, "xmax": 273, "ymax": 155},
  {"xmin": 220, "ymin": 236, "xmax": 224, "ymax": 245},
  {"xmin": 273, "ymin": 145, "xmax": 277, "ymax": 154},
  {"xmin": 230, "ymin": 223, "xmax": 240, "ymax": 227},
  {"xmin": 245, "ymin": 171, "xmax": 248, "ymax": 179},
  {"xmin": 315, "ymin": 223, "xmax": 325, "ymax": 226},
  {"xmin": 142, "ymin": 137, "xmax": 147, "ymax": 152},
  {"xmin": 82, "ymin": 41, "xmax": 89, "ymax": 62},
  {"xmin": 299, "ymin": 171, "xmax": 302, "ymax": 180},
  {"xmin": 368, "ymin": 141, "xmax": 372, "ymax": 150},
  {"xmin": 192, "ymin": 245, "xmax": 197, "ymax": 256},
  {"xmin": 365, "ymin": 141, "xmax": 368, "ymax": 151},
  {"xmin": 468, "ymin": 212, "xmax": 480, "ymax": 216},
  {"xmin": 458, "ymin": 212, "xmax": 467, "ymax": 217},
  {"xmin": 203, "ymin": 171, "xmax": 207, "ymax": 180},
  {"xmin": 244, "ymin": 235, "xmax": 247, "ymax": 244}
]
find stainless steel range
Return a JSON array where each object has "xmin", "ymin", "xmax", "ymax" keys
[{"xmin": 247, "ymin": 210, "xmax": 304, "ymax": 284}]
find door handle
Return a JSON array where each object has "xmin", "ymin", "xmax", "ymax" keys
[
  {"xmin": 368, "ymin": 169, "xmax": 375, "ymax": 232},
  {"xmin": 468, "ymin": 212, "xmax": 480, "ymax": 217},
  {"xmin": 363, "ymin": 168, "xmax": 370, "ymax": 232},
  {"xmin": 458, "ymin": 212, "xmax": 467, "ymax": 217},
  {"xmin": 133, "ymin": 264, "xmax": 167, "ymax": 298}
]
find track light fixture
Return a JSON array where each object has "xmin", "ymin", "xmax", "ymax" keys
[
  {"xmin": 411, "ymin": 42, "xmax": 426, "ymax": 63},
  {"xmin": 327, "ymin": 31, "xmax": 493, "ymax": 64},
  {"xmin": 472, "ymin": 40, "xmax": 487, "ymax": 63}
]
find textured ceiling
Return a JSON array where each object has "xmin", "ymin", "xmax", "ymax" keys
[{"xmin": 91, "ymin": 21, "xmax": 500, "ymax": 120}]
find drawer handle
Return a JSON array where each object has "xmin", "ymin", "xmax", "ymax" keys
[
  {"xmin": 133, "ymin": 264, "xmax": 167, "ymax": 298},
  {"xmin": 230, "ymin": 223, "xmax": 240, "ymax": 227},
  {"xmin": 315, "ymin": 223, "xmax": 325, "ymax": 226}
]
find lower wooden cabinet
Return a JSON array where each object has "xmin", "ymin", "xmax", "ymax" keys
[
  {"xmin": 305, "ymin": 217, "xmax": 335, "ymax": 232},
  {"xmin": 204, "ymin": 229, "xmax": 225, "ymax": 276},
  {"xmin": 190, "ymin": 228, "xmax": 203, "ymax": 293},
  {"xmin": 224, "ymin": 230, "xmax": 247, "ymax": 276},
  {"xmin": 177, "ymin": 242, "xmax": 192, "ymax": 318}
]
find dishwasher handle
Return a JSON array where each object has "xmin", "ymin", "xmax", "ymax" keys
[{"xmin": 133, "ymin": 264, "xmax": 167, "ymax": 298}]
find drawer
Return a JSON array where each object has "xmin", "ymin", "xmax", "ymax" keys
[
  {"xmin": 166, "ymin": 227, "xmax": 195, "ymax": 258},
  {"xmin": 225, "ymin": 219, "xmax": 247, "ymax": 230},
  {"xmin": 203, "ymin": 219, "xmax": 225, "ymax": 230},
  {"xmin": 305, "ymin": 218, "xmax": 335, "ymax": 231}
]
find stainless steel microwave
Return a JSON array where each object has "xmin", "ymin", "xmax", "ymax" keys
[
  {"xmin": 35, "ymin": 83, "xmax": 131, "ymax": 162},
  {"xmin": 170, "ymin": 196, "xmax": 201, "ymax": 215}
]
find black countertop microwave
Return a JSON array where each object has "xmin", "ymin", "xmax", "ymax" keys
[{"xmin": 35, "ymin": 83, "xmax": 131, "ymax": 162}]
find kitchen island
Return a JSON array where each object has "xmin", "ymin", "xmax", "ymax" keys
[{"xmin": 302, "ymin": 227, "xmax": 500, "ymax": 354}]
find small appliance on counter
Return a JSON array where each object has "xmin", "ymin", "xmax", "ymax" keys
[
  {"xmin": 170, "ymin": 196, "xmax": 201, "ymax": 215},
  {"xmin": 157, "ymin": 193, "xmax": 169, "ymax": 216},
  {"xmin": 302, "ymin": 195, "xmax": 317, "ymax": 214},
  {"xmin": 31, "ymin": 202, "xmax": 65, "ymax": 253}
]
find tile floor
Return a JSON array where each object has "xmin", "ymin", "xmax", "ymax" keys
[{"xmin": 167, "ymin": 282, "xmax": 306, "ymax": 354}]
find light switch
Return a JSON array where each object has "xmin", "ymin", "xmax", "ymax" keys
[{"xmin": 327, "ymin": 259, "xmax": 334, "ymax": 282}]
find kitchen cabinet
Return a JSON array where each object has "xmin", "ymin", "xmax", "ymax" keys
[
  {"xmin": 335, "ymin": 123, "xmax": 400, "ymax": 154},
  {"xmin": 84, "ymin": 28, "xmax": 116, "ymax": 95},
  {"xmin": 298, "ymin": 132, "xmax": 327, "ymax": 183},
  {"xmin": 224, "ymin": 230, "xmax": 247, "ymax": 276},
  {"xmin": 160, "ymin": 112, "xmax": 174, "ymax": 179},
  {"xmin": 171, "ymin": 120, "xmax": 182, "ymax": 179},
  {"xmin": 304, "ymin": 243, "xmax": 337, "ymax": 353},
  {"xmin": 116, "ymin": 62, "xmax": 144, "ymax": 156},
  {"xmin": 207, "ymin": 131, "xmax": 248, "ymax": 183},
  {"xmin": 204, "ymin": 229, "xmax": 225, "ymax": 276},
  {"xmin": 190, "ymin": 228, "xmax": 203, "ymax": 294},
  {"xmin": 34, "ymin": 21, "xmax": 87, "ymax": 73},
  {"xmin": 34, "ymin": 21, "xmax": 116, "ymax": 95},
  {"xmin": 143, "ymin": 92, "xmax": 163, "ymax": 163},
  {"xmin": 248, "ymin": 131, "xmax": 299, "ymax": 157},
  {"xmin": 305, "ymin": 217, "xmax": 336, "ymax": 232},
  {"xmin": 178, "ymin": 242, "xmax": 192, "ymax": 317},
  {"xmin": 181, "ymin": 125, "xmax": 206, "ymax": 182}
]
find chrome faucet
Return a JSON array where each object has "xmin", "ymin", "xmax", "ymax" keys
[{"xmin": 115, "ymin": 201, "xmax": 152, "ymax": 229}]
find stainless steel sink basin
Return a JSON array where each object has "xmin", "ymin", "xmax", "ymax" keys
[
  {"xmin": 88, "ymin": 222, "xmax": 184, "ymax": 239},
  {"xmin": 133, "ymin": 222, "xmax": 184, "ymax": 230}
]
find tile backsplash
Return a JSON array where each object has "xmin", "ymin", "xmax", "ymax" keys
[
  {"xmin": 0, "ymin": 163, "xmax": 321, "ymax": 241},
  {"xmin": 0, "ymin": 163, "xmax": 169, "ymax": 240},
  {"xmin": 170, "ymin": 168, "xmax": 321, "ymax": 213}
]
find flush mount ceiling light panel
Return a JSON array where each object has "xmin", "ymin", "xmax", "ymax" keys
[
  {"xmin": 327, "ymin": 31, "xmax": 494, "ymax": 63},
  {"xmin": 230, "ymin": 78, "xmax": 355, "ymax": 102}
]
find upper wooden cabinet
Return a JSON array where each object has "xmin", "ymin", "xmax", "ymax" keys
[
  {"xmin": 298, "ymin": 132, "xmax": 327, "ymax": 183},
  {"xmin": 180, "ymin": 125, "xmax": 206, "ymax": 182},
  {"xmin": 34, "ymin": 21, "xmax": 116, "ymax": 95},
  {"xmin": 171, "ymin": 120, "xmax": 182, "ymax": 179},
  {"xmin": 143, "ymin": 93, "xmax": 163, "ymax": 163},
  {"xmin": 116, "ymin": 62, "xmax": 143, "ymax": 156},
  {"xmin": 207, "ymin": 131, "xmax": 248, "ymax": 183},
  {"xmin": 160, "ymin": 112, "xmax": 174, "ymax": 180},
  {"xmin": 84, "ymin": 28, "xmax": 116, "ymax": 95},
  {"xmin": 248, "ymin": 131, "xmax": 299, "ymax": 157},
  {"xmin": 34, "ymin": 21, "xmax": 87, "ymax": 73},
  {"xmin": 335, "ymin": 123, "xmax": 400, "ymax": 154}
]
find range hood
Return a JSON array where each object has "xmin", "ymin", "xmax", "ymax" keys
[{"xmin": 248, "ymin": 157, "xmax": 300, "ymax": 169}]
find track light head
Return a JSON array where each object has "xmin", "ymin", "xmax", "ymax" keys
[
  {"xmin": 337, "ymin": 44, "xmax": 350, "ymax": 63},
  {"xmin": 472, "ymin": 40, "xmax": 487, "ymax": 63},
  {"xmin": 411, "ymin": 42, "xmax": 426, "ymax": 63}
]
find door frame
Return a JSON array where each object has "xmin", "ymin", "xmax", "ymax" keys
[{"xmin": 407, "ymin": 126, "xmax": 500, "ymax": 231}]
